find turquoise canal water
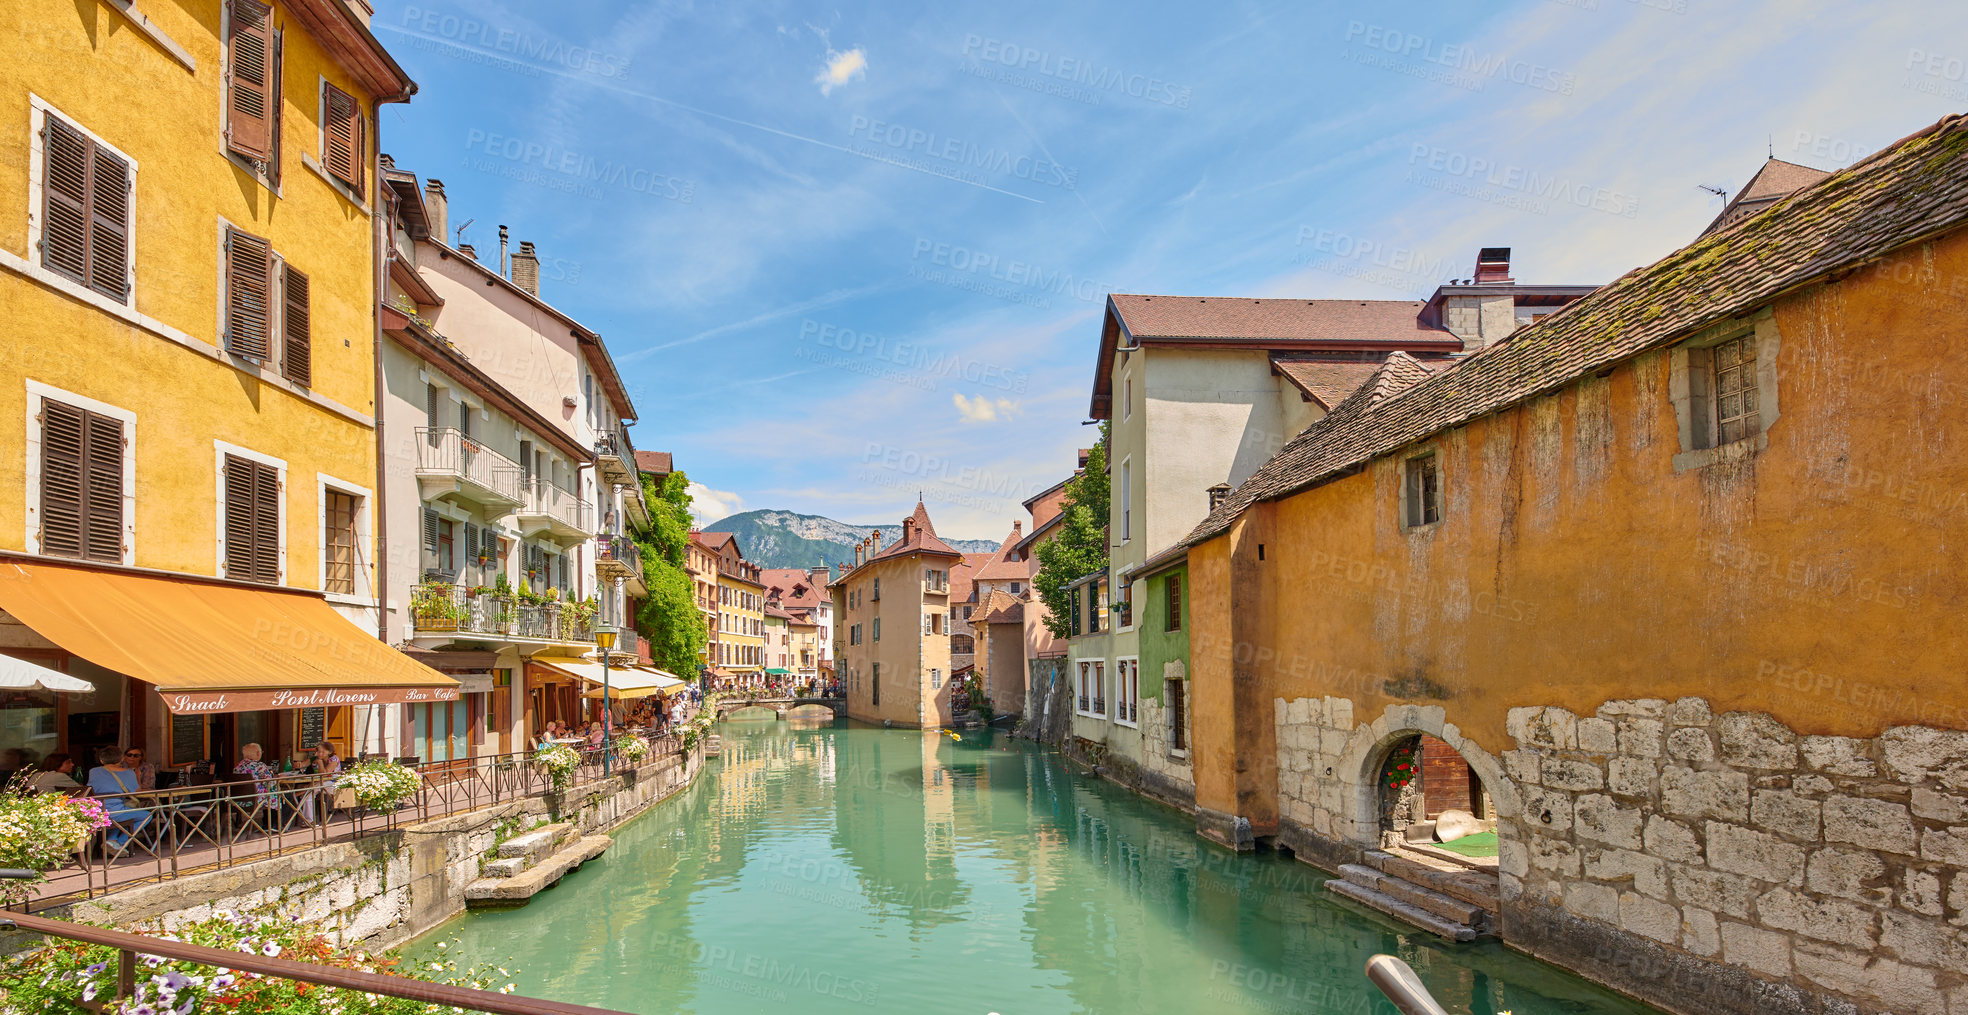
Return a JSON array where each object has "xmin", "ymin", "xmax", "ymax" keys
[{"xmin": 415, "ymin": 720, "xmax": 1660, "ymax": 1014}]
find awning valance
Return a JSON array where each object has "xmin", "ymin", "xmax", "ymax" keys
[
  {"xmin": 0, "ymin": 561, "xmax": 458, "ymax": 714},
  {"xmin": 581, "ymin": 666, "xmax": 688, "ymax": 699}
]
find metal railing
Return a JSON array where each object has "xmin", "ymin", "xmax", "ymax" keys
[
  {"xmin": 30, "ymin": 736, "xmax": 682, "ymax": 909},
  {"xmin": 521, "ymin": 480, "xmax": 595, "ymax": 534},
  {"xmin": 410, "ymin": 584, "xmax": 594, "ymax": 644},
  {"xmin": 0, "ymin": 907, "xmax": 633, "ymax": 1015},
  {"xmin": 595, "ymin": 429, "xmax": 636, "ymax": 473},
  {"xmin": 416, "ymin": 428, "xmax": 524, "ymax": 505},
  {"xmin": 596, "ymin": 533, "xmax": 642, "ymax": 576}
]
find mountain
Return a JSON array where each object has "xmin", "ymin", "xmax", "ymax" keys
[{"xmin": 701, "ymin": 510, "xmax": 1001, "ymax": 570}]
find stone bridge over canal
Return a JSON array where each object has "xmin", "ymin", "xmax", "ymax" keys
[{"xmin": 713, "ymin": 696, "xmax": 846, "ymax": 720}]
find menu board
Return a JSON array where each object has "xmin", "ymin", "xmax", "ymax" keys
[
  {"xmin": 170, "ymin": 714, "xmax": 207, "ymax": 767},
  {"xmin": 298, "ymin": 707, "xmax": 327, "ymax": 750}
]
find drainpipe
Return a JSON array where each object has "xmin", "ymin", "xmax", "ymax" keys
[{"xmin": 372, "ymin": 80, "xmax": 415, "ymax": 759}]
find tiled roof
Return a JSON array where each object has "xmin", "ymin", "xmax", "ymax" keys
[
  {"xmin": 949, "ymin": 553, "xmax": 989, "ymax": 606},
  {"xmin": 1189, "ymin": 114, "xmax": 1968, "ymax": 548},
  {"xmin": 692, "ymin": 531, "xmax": 735, "ymax": 552},
  {"xmin": 1704, "ymin": 158, "xmax": 1834, "ymax": 236},
  {"xmin": 1110, "ymin": 295, "xmax": 1455, "ymax": 345},
  {"xmin": 867, "ymin": 501, "xmax": 963, "ymax": 562},
  {"xmin": 980, "ymin": 589, "xmax": 1025, "ymax": 624},
  {"xmin": 759, "ymin": 568, "xmax": 825, "ymax": 609},
  {"xmin": 1270, "ymin": 355, "xmax": 1416, "ymax": 410},
  {"xmin": 635, "ymin": 450, "xmax": 674, "ymax": 476},
  {"xmin": 974, "ymin": 523, "xmax": 1028, "ymax": 581}
]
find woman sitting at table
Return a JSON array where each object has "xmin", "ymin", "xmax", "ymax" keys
[
  {"xmin": 300, "ymin": 742, "xmax": 341, "ymax": 823},
  {"xmin": 233, "ymin": 743, "xmax": 280, "ymax": 804},
  {"xmin": 585, "ymin": 722, "xmax": 606, "ymax": 748},
  {"xmin": 29, "ymin": 753, "xmax": 84, "ymax": 795},
  {"xmin": 87, "ymin": 746, "xmax": 152, "ymax": 850}
]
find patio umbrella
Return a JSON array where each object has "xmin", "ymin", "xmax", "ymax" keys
[{"xmin": 0, "ymin": 654, "xmax": 95, "ymax": 693}]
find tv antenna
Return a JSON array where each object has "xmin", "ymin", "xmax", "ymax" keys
[
  {"xmin": 1696, "ymin": 184, "xmax": 1729, "ymax": 205},
  {"xmin": 455, "ymin": 217, "xmax": 476, "ymax": 248}
]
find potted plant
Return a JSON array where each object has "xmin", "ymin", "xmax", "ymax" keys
[
  {"xmin": 0, "ymin": 787, "xmax": 111, "ymax": 904},
  {"xmin": 533, "ymin": 742, "xmax": 581, "ymax": 791},
  {"xmin": 411, "ymin": 581, "xmax": 464, "ymax": 631},
  {"xmin": 613, "ymin": 735, "xmax": 651, "ymax": 765},
  {"xmin": 338, "ymin": 759, "xmax": 424, "ymax": 812}
]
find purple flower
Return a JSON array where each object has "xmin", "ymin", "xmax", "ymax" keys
[{"xmin": 83, "ymin": 962, "xmax": 107, "ymax": 976}]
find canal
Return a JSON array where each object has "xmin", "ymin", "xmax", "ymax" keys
[{"xmin": 416, "ymin": 720, "xmax": 1661, "ymax": 1014}]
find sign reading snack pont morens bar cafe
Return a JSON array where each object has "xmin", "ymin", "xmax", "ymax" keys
[{"xmin": 160, "ymin": 685, "xmax": 462, "ymax": 714}]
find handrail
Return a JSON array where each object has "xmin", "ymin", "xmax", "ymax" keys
[
  {"xmin": 0, "ymin": 910, "xmax": 633, "ymax": 1015},
  {"xmin": 1364, "ymin": 954, "xmax": 1451, "ymax": 1015}
]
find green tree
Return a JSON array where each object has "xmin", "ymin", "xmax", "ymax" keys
[
  {"xmin": 633, "ymin": 470, "xmax": 708, "ymax": 675},
  {"xmin": 1033, "ymin": 424, "xmax": 1110, "ymax": 639}
]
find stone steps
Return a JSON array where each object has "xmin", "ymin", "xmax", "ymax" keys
[
  {"xmin": 1325, "ymin": 878, "xmax": 1479, "ymax": 942},
  {"xmin": 1364, "ymin": 849, "xmax": 1500, "ymax": 914},
  {"xmin": 465, "ymin": 835, "xmax": 612, "ymax": 906},
  {"xmin": 496, "ymin": 822, "xmax": 573, "ymax": 865},
  {"xmin": 1338, "ymin": 865, "xmax": 1489, "ymax": 926}
]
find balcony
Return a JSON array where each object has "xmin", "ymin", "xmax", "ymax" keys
[
  {"xmin": 409, "ymin": 583, "xmax": 594, "ymax": 644},
  {"xmin": 596, "ymin": 429, "xmax": 634, "ymax": 484},
  {"xmin": 415, "ymin": 428, "xmax": 523, "ymax": 513},
  {"xmin": 516, "ymin": 480, "xmax": 595, "ymax": 540},
  {"xmin": 597, "ymin": 533, "xmax": 643, "ymax": 584}
]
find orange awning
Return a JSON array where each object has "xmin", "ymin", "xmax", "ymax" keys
[{"xmin": 0, "ymin": 561, "xmax": 458, "ymax": 714}]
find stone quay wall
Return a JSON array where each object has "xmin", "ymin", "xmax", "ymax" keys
[
  {"xmin": 63, "ymin": 745, "xmax": 703, "ymax": 952},
  {"xmin": 1263, "ymin": 693, "xmax": 1968, "ymax": 1015}
]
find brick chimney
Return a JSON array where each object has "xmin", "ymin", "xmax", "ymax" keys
[
  {"xmin": 1473, "ymin": 247, "xmax": 1513, "ymax": 285},
  {"xmin": 810, "ymin": 566, "xmax": 830, "ymax": 589},
  {"xmin": 1207, "ymin": 482, "xmax": 1233, "ymax": 510},
  {"xmin": 423, "ymin": 179, "xmax": 447, "ymax": 244},
  {"xmin": 901, "ymin": 518, "xmax": 914, "ymax": 544},
  {"xmin": 459, "ymin": 244, "xmax": 477, "ymax": 260},
  {"xmin": 1012, "ymin": 521, "xmax": 1022, "ymax": 538},
  {"xmin": 512, "ymin": 241, "xmax": 540, "ymax": 297}
]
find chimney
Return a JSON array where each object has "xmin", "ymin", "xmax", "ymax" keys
[
  {"xmin": 1473, "ymin": 247, "xmax": 1513, "ymax": 285},
  {"xmin": 901, "ymin": 518, "xmax": 914, "ymax": 544},
  {"xmin": 1207, "ymin": 482, "xmax": 1233, "ymax": 510},
  {"xmin": 512, "ymin": 242, "xmax": 540, "ymax": 297},
  {"xmin": 1012, "ymin": 521, "xmax": 1022, "ymax": 537},
  {"xmin": 498, "ymin": 225, "xmax": 510, "ymax": 279},
  {"xmin": 459, "ymin": 244, "xmax": 477, "ymax": 260},
  {"xmin": 423, "ymin": 179, "xmax": 447, "ymax": 243},
  {"xmin": 810, "ymin": 566, "xmax": 830, "ymax": 589}
]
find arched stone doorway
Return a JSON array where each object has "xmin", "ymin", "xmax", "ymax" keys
[{"xmin": 1372, "ymin": 733, "xmax": 1494, "ymax": 847}]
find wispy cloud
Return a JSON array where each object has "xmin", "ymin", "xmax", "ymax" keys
[
  {"xmin": 953, "ymin": 393, "xmax": 1021, "ymax": 423},
  {"xmin": 687, "ymin": 482, "xmax": 746, "ymax": 526}
]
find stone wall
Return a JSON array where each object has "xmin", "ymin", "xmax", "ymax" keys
[
  {"xmin": 1500, "ymin": 697, "xmax": 1968, "ymax": 1015},
  {"xmin": 63, "ymin": 746, "xmax": 702, "ymax": 952},
  {"xmin": 1265, "ymin": 693, "xmax": 1968, "ymax": 1014}
]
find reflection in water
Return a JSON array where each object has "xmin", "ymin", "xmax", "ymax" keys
[{"xmin": 414, "ymin": 723, "xmax": 1658, "ymax": 1014}]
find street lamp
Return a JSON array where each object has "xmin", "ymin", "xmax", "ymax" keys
[{"xmin": 595, "ymin": 624, "xmax": 616, "ymax": 774}]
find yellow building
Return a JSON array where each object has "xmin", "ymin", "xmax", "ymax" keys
[
  {"xmin": 829, "ymin": 502, "xmax": 959, "ymax": 727},
  {"xmin": 694, "ymin": 531, "xmax": 764, "ymax": 687},
  {"xmin": 0, "ymin": 0, "xmax": 448, "ymax": 771}
]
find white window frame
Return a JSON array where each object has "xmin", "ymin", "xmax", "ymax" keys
[
  {"xmin": 24, "ymin": 380, "xmax": 137, "ymax": 565},
  {"xmin": 1114, "ymin": 656, "xmax": 1140, "ymax": 728},
  {"xmin": 27, "ymin": 95, "xmax": 140, "ymax": 309},
  {"xmin": 1119, "ymin": 456, "xmax": 1132, "ymax": 545},
  {"xmin": 316, "ymin": 473, "xmax": 373, "ymax": 606},
  {"xmin": 214, "ymin": 439, "xmax": 288, "ymax": 584}
]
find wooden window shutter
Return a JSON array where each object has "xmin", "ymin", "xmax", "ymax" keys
[
  {"xmin": 224, "ymin": 228, "xmax": 273, "ymax": 359},
  {"xmin": 39, "ymin": 400, "xmax": 86, "ymax": 559},
  {"xmin": 40, "ymin": 399, "xmax": 126, "ymax": 563},
  {"xmin": 87, "ymin": 147, "xmax": 132, "ymax": 301},
  {"xmin": 464, "ymin": 523, "xmax": 479, "ymax": 567},
  {"xmin": 422, "ymin": 506, "xmax": 439, "ymax": 552},
  {"xmin": 281, "ymin": 264, "xmax": 310, "ymax": 386},
  {"xmin": 224, "ymin": 0, "xmax": 275, "ymax": 161},
  {"xmin": 223, "ymin": 456, "xmax": 257, "ymax": 580},
  {"xmin": 41, "ymin": 116, "xmax": 131, "ymax": 301},
  {"xmin": 250, "ymin": 459, "xmax": 279, "ymax": 582},
  {"xmin": 41, "ymin": 118, "xmax": 90, "ymax": 285},
  {"xmin": 82, "ymin": 410, "xmax": 125, "ymax": 563},
  {"xmin": 322, "ymin": 84, "xmax": 364, "ymax": 197}
]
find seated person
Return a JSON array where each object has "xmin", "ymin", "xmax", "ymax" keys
[
  {"xmin": 87, "ymin": 746, "xmax": 152, "ymax": 849},
  {"xmin": 300, "ymin": 741, "xmax": 342, "ymax": 823},
  {"xmin": 29, "ymin": 753, "xmax": 84, "ymax": 794},
  {"xmin": 233, "ymin": 742, "xmax": 280, "ymax": 803}
]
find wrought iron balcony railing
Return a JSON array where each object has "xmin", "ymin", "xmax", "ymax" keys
[
  {"xmin": 519, "ymin": 480, "xmax": 595, "ymax": 537},
  {"xmin": 410, "ymin": 583, "xmax": 594, "ymax": 644},
  {"xmin": 415, "ymin": 428, "xmax": 523, "ymax": 509}
]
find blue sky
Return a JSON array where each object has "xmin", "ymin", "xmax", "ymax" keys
[{"xmin": 373, "ymin": 0, "xmax": 1968, "ymax": 540}]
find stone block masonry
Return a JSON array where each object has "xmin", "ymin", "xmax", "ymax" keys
[
  {"xmin": 60, "ymin": 746, "xmax": 703, "ymax": 953},
  {"xmin": 1265, "ymin": 694, "xmax": 1968, "ymax": 1015}
]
